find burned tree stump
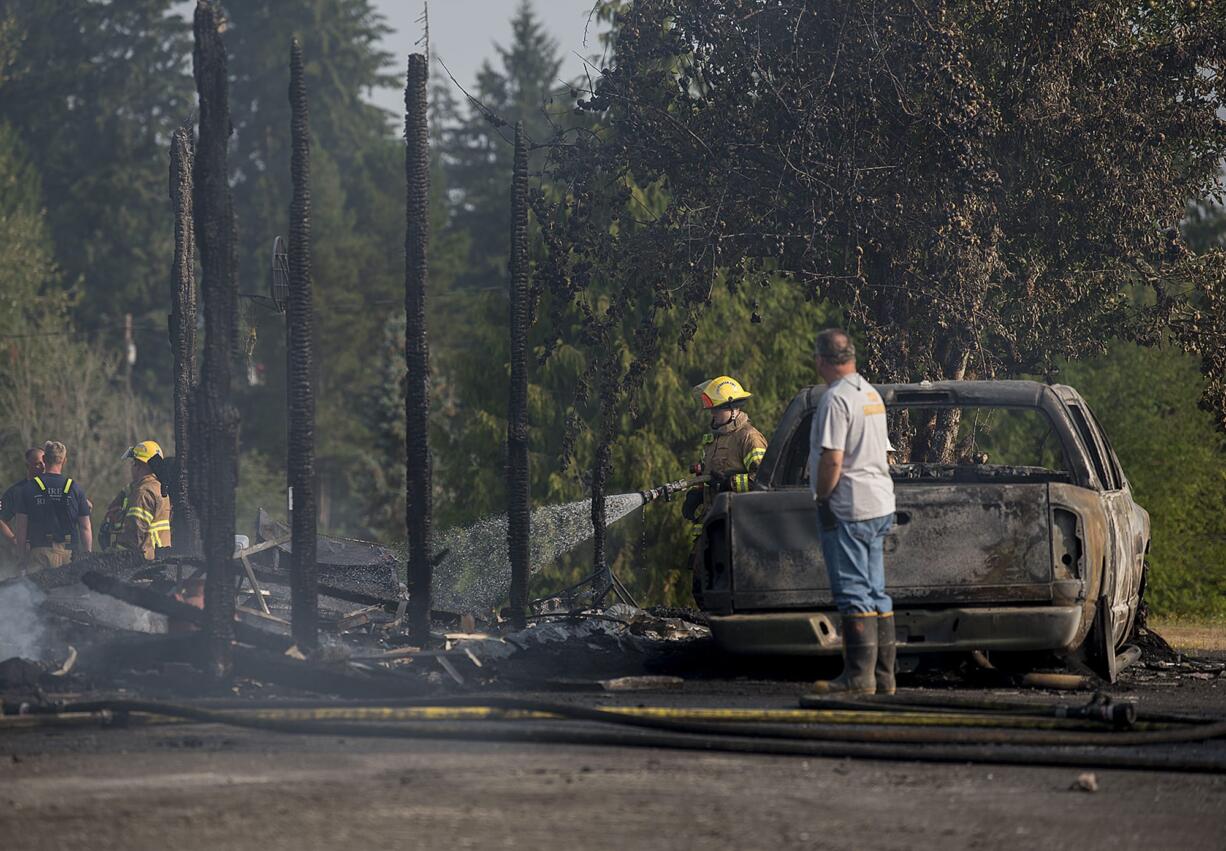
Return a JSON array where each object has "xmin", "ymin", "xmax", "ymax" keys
[
  {"xmin": 404, "ymin": 53, "xmax": 433, "ymax": 646},
  {"xmin": 287, "ymin": 37, "xmax": 318, "ymax": 649},
  {"xmin": 193, "ymin": 0, "xmax": 240, "ymax": 683},
  {"xmin": 591, "ymin": 437, "xmax": 611, "ymax": 604},
  {"xmin": 507, "ymin": 121, "xmax": 531, "ymax": 630}
]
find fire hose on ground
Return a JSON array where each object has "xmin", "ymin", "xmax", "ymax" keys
[{"xmin": 4, "ymin": 694, "xmax": 1226, "ymax": 775}]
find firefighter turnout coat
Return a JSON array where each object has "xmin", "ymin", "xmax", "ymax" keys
[
  {"xmin": 104, "ymin": 474, "xmax": 171, "ymax": 560},
  {"xmin": 700, "ymin": 413, "xmax": 768, "ymax": 509}
]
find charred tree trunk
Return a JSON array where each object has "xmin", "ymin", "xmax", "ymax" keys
[
  {"xmin": 506, "ymin": 121, "xmax": 531, "ymax": 630},
  {"xmin": 168, "ymin": 126, "xmax": 200, "ymax": 554},
  {"xmin": 590, "ymin": 437, "xmax": 611, "ymax": 604},
  {"xmin": 931, "ymin": 345, "xmax": 971, "ymax": 462},
  {"xmin": 287, "ymin": 38, "xmax": 318, "ymax": 649},
  {"xmin": 404, "ymin": 53, "xmax": 433, "ymax": 646},
  {"xmin": 193, "ymin": 1, "xmax": 240, "ymax": 683}
]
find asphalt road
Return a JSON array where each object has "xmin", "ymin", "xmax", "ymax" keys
[{"xmin": 3, "ymin": 658, "xmax": 1226, "ymax": 851}]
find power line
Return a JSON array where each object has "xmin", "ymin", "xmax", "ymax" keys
[{"xmin": 0, "ymin": 322, "xmax": 168, "ymax": 341}]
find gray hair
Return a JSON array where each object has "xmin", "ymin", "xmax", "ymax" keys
[
  {"xmin": 814, "ymin": 328, "xmax": 856, "ymax": 365},
  {"xmin": 42, "ymin": 440, "xmax": 67, "ymax": 466}
]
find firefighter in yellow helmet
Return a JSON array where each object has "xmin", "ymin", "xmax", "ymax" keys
[
  {"xmin": 682, "ymin": 375, "xmax": 769, "ymax": 543},
  {"xmin": 100, "ymin": 440, "xmax": 171, "ymax": 560}
]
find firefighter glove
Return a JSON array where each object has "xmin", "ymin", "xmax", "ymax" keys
[{"xmin": 681, "ymin": 489, "xmax": 704, "ymax": 523}]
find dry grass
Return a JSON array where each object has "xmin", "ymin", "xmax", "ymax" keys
[{"xmin": 1149, "ymin": 617, "xmax": 1226, "ymax": 652}]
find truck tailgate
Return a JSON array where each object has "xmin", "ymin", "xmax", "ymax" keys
[{"xmin": 713, "ymin": 484, "xmax": 1053, "ymax": 610}]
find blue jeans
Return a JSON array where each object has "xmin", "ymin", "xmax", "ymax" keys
[{"xmin": 819, "ymin": 513, "xmax": 894, "ymax": 615}]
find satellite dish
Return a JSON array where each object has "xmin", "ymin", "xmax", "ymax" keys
[{"xmin": 270, "ymin": 236, "xmax": 290, "ymax": 313}]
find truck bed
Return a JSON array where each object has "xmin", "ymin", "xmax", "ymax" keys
[{"xmin": 700, "ymin": 483, "xmax": 1055, "ymax": 613}]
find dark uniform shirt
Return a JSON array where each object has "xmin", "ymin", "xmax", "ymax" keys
[
  {"xmin": 0, "ymin": 479, "xmax": 25, "ymax": 524},
  {"xmin": 13, "ymin": 473, "xmax": 90, "ymax": 548}
]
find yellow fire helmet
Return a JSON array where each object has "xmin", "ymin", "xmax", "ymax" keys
[
  {"xmin": 122, "ymin": 440, "xmax": 164, "ymax": 464},
  {"xmin": 693, "ymin": 376, "xmax": 753, "ymax": 409}
]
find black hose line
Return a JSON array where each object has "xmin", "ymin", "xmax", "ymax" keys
[
  {"xmin": 64, "ymin": 695, "xmax": 1226, "ymax": 746},
  {"xmin": 802, "ymin": 694, "xmax": 1141, "ymax": 727},
  {"xmin": 37, "ymin": 697, "xmax": 1226, "ymax": 775},
  {"xmin": 47, "ymin": 702, "xmax": 1226, "ymax": 776},
  {"xmin": 58, "ymin": 701, "xmax": 1141, "ymax": 745},
  {"xmin": 802, "ymin": 693, "xmax": 1220, "ymax": 727},
  {"xmin": 159, "ymin": 689, "xmax": 1212, "ymax": 729}
]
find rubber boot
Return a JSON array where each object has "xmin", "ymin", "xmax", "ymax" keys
[
  {"xmin": 876, "ymin": 612, "xmax": 897, "ymax": 695},
  {"xmin": 811, "ymin": 614, "xmax": 877, "ymax": 696}
]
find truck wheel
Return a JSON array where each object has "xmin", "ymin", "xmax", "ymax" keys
[
  {"xmin": 1077, "ymin": 593, "xmax": 1119, "ymax": 683},
  {"xmin": 1127, "ymin": 557, "xmax": 1151, "ymax": 640}
]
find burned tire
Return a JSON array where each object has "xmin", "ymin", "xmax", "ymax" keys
[{"xmin": 1074, "ymin": 594, "xmax": 1119, "ymax": 682}]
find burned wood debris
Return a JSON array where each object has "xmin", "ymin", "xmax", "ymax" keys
[{"xmin": 0, "ymin": 545, "xmax": 715, "ymax": 706}]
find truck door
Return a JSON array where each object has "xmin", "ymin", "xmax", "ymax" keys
[
  {"xmin": 1084, "ymin": 404, "xmax": 1142, "ymax": 642},
  {"xmin": 1064, "ymin": 400, "xmax": 1132, "ymax": 649}
]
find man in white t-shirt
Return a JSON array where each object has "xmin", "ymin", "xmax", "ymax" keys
[{"xmin": 807, "ymin": 328, "xmax": 897, "ymax": 696}]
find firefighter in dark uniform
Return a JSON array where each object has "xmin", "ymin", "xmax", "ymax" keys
[
  {"xmin": 1, "ymin": 448, "xmax": 45, "ymax": 578},
  {"xmin": 682, "ymin": 376, "xmax": 768, "ymax": 604},
  {"xmin": 12, "ymin": 441, "xmax": 92, "ymax": 573},
  {"xmin": 101, "ymin": 440, "xmax": 171, "ymax": 560}
]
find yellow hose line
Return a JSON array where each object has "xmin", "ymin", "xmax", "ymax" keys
[
  {"xmin": 219, "ymin": 705, "xmax": 1170, "ymax": 732},
  {"xmin": 0, "ymin": 705, "xmax": 1172, "ymax": 733}
]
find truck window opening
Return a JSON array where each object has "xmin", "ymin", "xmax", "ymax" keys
[{"xmin": 778, "ymin": 406, "xmax": 1074, "ymax": 487}]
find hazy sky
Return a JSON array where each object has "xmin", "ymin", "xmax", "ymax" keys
[
  {"xmin": 174, "ymin": 2, "xmax": 606, "ymax": 115},
  {"xmin": 368, "ymin": 0, "xmax": 607, "ymax": 114}
]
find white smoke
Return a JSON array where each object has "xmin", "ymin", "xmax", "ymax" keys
[
  {"xmin": 46, "ymin": 586, "xmax": 167, "ymax": 635},
  {"xmin": 0, "ymin": 580, "xmax": 50, "ymax": 661}
]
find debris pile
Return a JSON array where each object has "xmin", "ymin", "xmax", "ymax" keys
[
  {"xmin": 1132, "ymin": 657, "xmax": 1226, "ymax": 684},
  {"xmin": 0, "ymin": 526, "xmax": 714, "ymax": 709}
]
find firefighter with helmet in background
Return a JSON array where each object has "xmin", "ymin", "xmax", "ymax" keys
[
  {"xmin": 683, "ymin": 376, "xmax": 768, "ymax": 603},
  {"xmin": 100, "ymin": 440, "xmax": 171, "ymax": 560}
]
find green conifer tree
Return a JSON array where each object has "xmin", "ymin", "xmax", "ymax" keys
[
  {"xmin": 441, "ymin": 0, "xmax": 565, "ymax": 290},
  {"xmin": 0, "ymin": 1, "xmax": 192, "ymax": 325}
]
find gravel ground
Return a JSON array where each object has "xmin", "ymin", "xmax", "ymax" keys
[{"xmin": 1, "ymin": 647, "xmax": 1224, "ymax": 851}]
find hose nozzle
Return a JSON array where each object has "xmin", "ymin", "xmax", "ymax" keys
[{"xmin": 640, "ymin": 476, "xmax": 708, "ymax": 504}]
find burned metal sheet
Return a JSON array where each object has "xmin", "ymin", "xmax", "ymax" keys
[
  {"xmin": 725, "ymin": 485, "xmax": 1053, "ymax": 610},
  {"xmin": 251, "ymin": 509, "xmax": 400, "ymax": 599}
]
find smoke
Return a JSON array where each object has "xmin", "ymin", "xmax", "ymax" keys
[
  {"xmin": 0, "ymin": 580, "xmax": 50, "ymax": 661},
  {"xmin": 45, "ymin": 586, "xmax": 167, "ymax": 636}
]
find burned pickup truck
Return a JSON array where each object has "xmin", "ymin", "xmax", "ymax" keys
[{"xmin": 696, "ymin": 380, "xmax": 1149, "ymax": 679}]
